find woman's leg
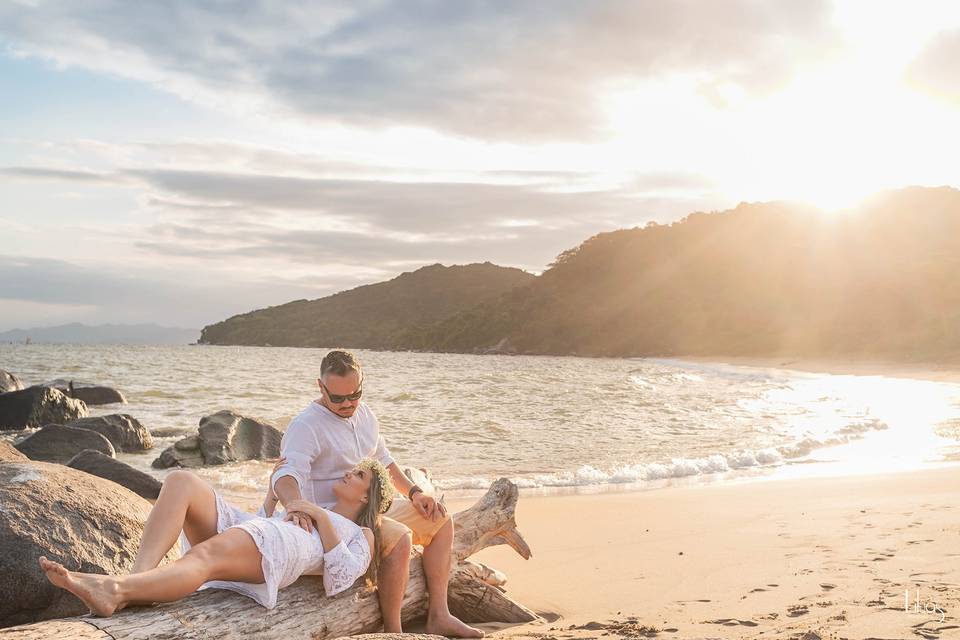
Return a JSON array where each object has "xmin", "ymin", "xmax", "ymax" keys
[
  {"xmin": 40, "ymin": 529, "xmax": 264, "ymax": 617},
  {"xmin": 130, "ymin": 470, "xmax": 220, "ymax": 573}
]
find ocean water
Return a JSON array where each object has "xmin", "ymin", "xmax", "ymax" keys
[{"xmin": 3, "ymin": 344, "xmax": 960, "ymax": 504}]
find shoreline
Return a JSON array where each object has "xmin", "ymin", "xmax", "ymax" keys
[{"xmin": 667, "ymin": 354, "xmax": 960, "ymax": 384}]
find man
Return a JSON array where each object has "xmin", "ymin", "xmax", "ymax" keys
[{"xmin": 272, "ymin": 349, "xmax": 483, "ymax": 638}]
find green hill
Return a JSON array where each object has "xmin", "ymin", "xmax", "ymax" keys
[
  {"xmin": 199, "ymin": 262, "xmax": 535, "ymax": 348},
  {"xmin": 400, "ymin": 186, "xmax": 960, "ymax": 359}
]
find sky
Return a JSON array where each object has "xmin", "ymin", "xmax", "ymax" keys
[{"xmin": 3, "ymin": 0, "xmax": 960, "ymax": 331}]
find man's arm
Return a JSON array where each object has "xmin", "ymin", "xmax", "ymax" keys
[
  {"xmin": 271, "ymin": 419, "xmax": 320, "ymax": 532},
  {"xmin": 386, "ymin": 462, "xmax": 415, "ymax": 496}
]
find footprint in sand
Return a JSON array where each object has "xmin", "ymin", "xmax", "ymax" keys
[
  {"xmin": 819, "ymin": 583, "xmax": 836, "ymax": 591},
  {"xmin": 703, "ymin": 618, "xmax": 759, "ymax": 627}
]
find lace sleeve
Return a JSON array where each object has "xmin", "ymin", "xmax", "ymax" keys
[{"xmin": 321, "ymin": 527, "xmax": 372, "ymax": 596}]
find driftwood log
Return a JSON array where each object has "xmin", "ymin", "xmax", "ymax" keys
[{"xmin": 1, "ymin": 475, "xmax": 535, "ymax": 639}]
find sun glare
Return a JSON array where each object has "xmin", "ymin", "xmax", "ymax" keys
[{"xmin": 596, "ymin": 2, "xmax": 960, "ymax": 213}]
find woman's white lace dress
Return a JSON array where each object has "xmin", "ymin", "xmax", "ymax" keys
[{"xmin": 179, "ymin": 493, "xmax": 371, "ymax": 609}]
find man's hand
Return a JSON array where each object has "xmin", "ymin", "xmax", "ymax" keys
[
  {"xmin": 284, "ymin": 499, "xmax": 328, "ymax": 533},
  {"xmin": 285, "ymin": 510, "xmax": 314, "ymax": 533},
  {"xmin": 412, "ymin": 492, "xmax": 447, "ymax": 522}
]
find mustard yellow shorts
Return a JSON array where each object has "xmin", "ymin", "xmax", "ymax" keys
[{"xmin": 379, "ymin": 497, "xmax": 450, "ymax": 557}]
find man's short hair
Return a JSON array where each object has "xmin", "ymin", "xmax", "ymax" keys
[{"xmin": 321, "ymin": 349, "xmax": 362, "ymax": 378}]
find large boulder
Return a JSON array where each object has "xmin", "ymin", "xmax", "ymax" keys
[
  {"xmin": 153, "ymin": 410, "xmax": 282, "ymax": 468},
  {"xmin": 65, "ymin": 414, "xmax": 153, "ymax": 452},
  {"xmin": 67, "ymin": 449, "xmax": 162, "ymax": 500},
  {"xmin": 0, "ymin": 386, "xmax": 87, "ymax": 430},
  {"xmin": 14, "ymin": 424, "xmax": 115, "ymax": 464},
  {"xmin": 0, "ymin": 461, "xmax": 178, "ymax": 627},
  {"xmin": 0, "ymin": 440, "xmax": 28, "ymax": 463},
  {"xmin": 0, "ymin": 370, "xmax": 24, "ymax": 393},
  {"xmin": 43, "ymin": 379, "xmax": 126, "ymax": 405}
]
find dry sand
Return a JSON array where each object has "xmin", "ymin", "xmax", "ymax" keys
[{"xmin": 445, "ymin": 464, "xmax": 960, "ymax": 640}]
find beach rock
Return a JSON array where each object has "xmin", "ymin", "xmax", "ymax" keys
[
  {"xmin": 43, "ymin": 378, "xmax": 126, "ymax": 405},
  {"xmin": 152, "ymin": 410, "xmax": 281, "ymax": 468},
  {"xmin": 0, "ymin": 440, "xmax": 28, "ymax": 463},
  {"xmin": 0, "ymin": 370, "xmax": 24, "ymax": 393},
  {"xmin": 0, "ymin": 461, "xmax": 176, "ymax": 627},
  {"xmin": 150, "ymin": 426, "xmax": 186, "ymax": 438},
  {"xmin": 14, "ymin": 424, "xmax": 115, "ymax": 464},
  {"xmin": 65, "ymin": 414, "xmax": 153, "ymax": 452},
  {"xmin": 67, "ymin": 449, "xmax": 162, "ymax": 500},
  {"xmin": 0, "ymin": 386, "xmax": 88, "ymax": 430}
]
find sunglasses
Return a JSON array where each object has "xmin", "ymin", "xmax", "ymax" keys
[{"xmin": 321, "ymin": 378, "xmax": 363, "ymax": 404}]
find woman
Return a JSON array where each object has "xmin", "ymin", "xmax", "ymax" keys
[{"xmin": 39, "ymin": 457, "xmax": 395, "ymax": 616}]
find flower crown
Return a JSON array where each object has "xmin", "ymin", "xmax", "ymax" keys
[{"xmin": 357, "ymin": 458, "xmax": 396, "ymax": 514}]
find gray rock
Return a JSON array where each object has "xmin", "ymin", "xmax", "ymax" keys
[
  {"xmin": 65, "ymin": 414, "xmax": 154, "ymax": 452},
  {"xmin": 150, "ymin": 426, "xmax": 187, "ymax": 438},
  {"xmin": 0, "ymin": 370, "xmax": 24, "ymax": 393},
  {"xmin": 0, "ymin": 440, "xmax": 28, "ymax": 462},
  {"xmin": 0, "ymin": 386, "xmax": 88, "ymax": 430},
  {"xmin": 43, "ymin": 378, "xmax": 126, "ymax": 405},
  {"xmin": 0, "ymin": 461, "xmax": 177, "ymax": 627},
  {"xmin": 152, "ymin": 410, "xmax": 281, "ymax": 468},
  {"xmin": 67, "ymin": 449, "xmax": 162, "ymax": 500},
  {"xmin": 14, "ymin": 424, "xmax": 115, "ymax": 464}
]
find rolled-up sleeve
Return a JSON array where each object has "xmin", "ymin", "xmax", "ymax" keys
[
  {"xmin": 272, "ymin": 418, "xmax": 320, "ymax": 494},
  {"xmin": 374, "ymin": 433, "xmax": 395, "ymax": 467},
  {"xmin": 322, "ymin": 528, "xmax": 372, "ymax": 596}
]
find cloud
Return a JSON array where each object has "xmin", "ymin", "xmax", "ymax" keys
[
  {"xmin": 0, "ymin": 166, "xmax": 119, "ymax": 183},
  {"xmin": 0, "ymin": 254, "xmax": 381, "ymax": 329},
  {"xmin": 0, "ymin": 0, "xmax": 840, "ymax": 141},
  {"xmin": 906, "ymin": 27, "xmax": 960, "ymax": 104},
  {"xmin": 1, "ymin": 142, "xmax": 724, "ymax": 328}
]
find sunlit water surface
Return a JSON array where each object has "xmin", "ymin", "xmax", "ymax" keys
[{"xmin": 3, "ymin": 344, "xmax": 959, "ymax": 504}]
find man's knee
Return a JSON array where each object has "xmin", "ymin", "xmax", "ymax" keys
[
  {"xmin": 436, "ymin": 511, "xmax": 454, "ymax": 536},
  {"xmin": 382, "ymin": 531, "xmax": 412, "ymax": 564}
]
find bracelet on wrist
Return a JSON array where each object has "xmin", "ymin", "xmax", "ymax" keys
[{"xmin": 408, "ymin": 485, "xmax": 423, "ymax": 500}]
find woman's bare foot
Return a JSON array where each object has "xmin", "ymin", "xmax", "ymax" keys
[
  {"xmin": 426, "ymin": 611, "xmax": 485, "ymax": 638},
  {"xmin": 39, "ymin": 556, "xmax": 122, "ymax": 617}
]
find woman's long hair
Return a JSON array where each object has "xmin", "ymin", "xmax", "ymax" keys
[{"xmin": 354, "ymin": 459, "xmax": 395, "ymax": 586}]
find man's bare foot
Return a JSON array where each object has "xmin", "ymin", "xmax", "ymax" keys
[
  {"xmin": 39, "ymin": 556, "xmax": 121, "ymax": 617},
  {"xmin": 426, "ymin": 611, "xmax": 485, "ymax": 638}
]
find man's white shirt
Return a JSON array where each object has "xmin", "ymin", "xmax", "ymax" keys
[{"xmin": 272, "ymin": 400, "xmax": 394, "ymax": 509}]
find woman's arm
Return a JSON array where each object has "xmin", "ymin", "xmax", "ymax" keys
[{"xmin": 321, "ymin": 527, "xmax": 373, "ymax": 596}]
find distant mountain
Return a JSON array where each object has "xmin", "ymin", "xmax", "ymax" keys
[
  {"xmin": 199, "ymin": 262, "xmax": 535, "ymax": 348},
  {"xmin": 0, "ymin": 323, "xmax": 199, "ymax": 345},
  {"xmin": 400, "ymin": 186, "xmax": 960, "ymax": 360}
]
